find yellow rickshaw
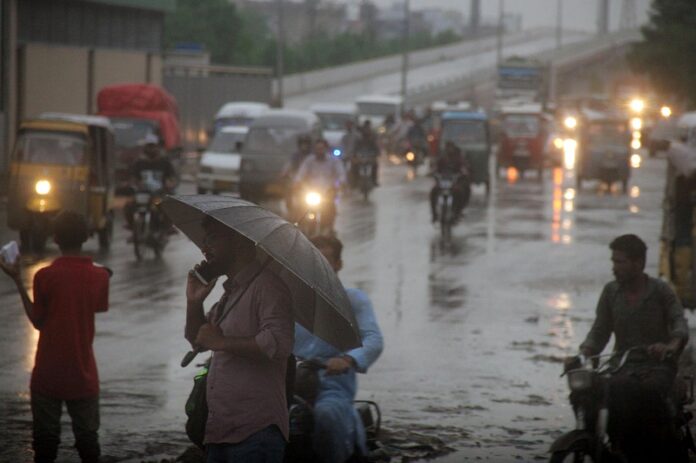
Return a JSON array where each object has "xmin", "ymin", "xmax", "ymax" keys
[
  {"xmin": 659, "ymin": 140, "xmax": 696, "ymax": 308},
  {"xmin": 7, "ymin": 114, "xmax": 115, "ymax": 253}
]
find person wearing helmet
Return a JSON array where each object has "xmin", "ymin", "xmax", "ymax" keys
[{"xmin": 124, "ymin": 134, "xmax": 177, "ymax": 231}]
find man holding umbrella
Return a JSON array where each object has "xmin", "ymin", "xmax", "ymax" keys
[
  {"xmin": 185, "ymin": 216, "xmax": 294, "ymax": 463},
  {"xmin": 163, "ymin": 195, "xmax": 362, "ymax": 463}
]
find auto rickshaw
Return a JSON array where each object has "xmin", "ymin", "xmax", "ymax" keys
[
  {"xmin": 497, "ymin": 103, "xmax": 549, "ymax": 179},
  {"xmin": 439, "ymin": 110, "xmax": 491, "ymax": 195},
  {"xmin": 574, "ymin": 109, "xmax": 631, "ymax": 192},
  {"xmin": 7, "ymin": 114, "xmax": 115, "ymax": 253},
  {"xmin": 659, "ymin": 140, "xmax": 696, "ymax": 309}
]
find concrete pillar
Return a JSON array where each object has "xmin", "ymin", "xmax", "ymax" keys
[
  {"xmin": 1, "ymin": 0, "xmax": 17, "ymax": 184},
  {"xmin": 597, "ymin": 0, "xmax": 610, "ymax": 35},
  {"xmin": 469, "ymin": 0, "xmax": 480, "ymax": 35}
]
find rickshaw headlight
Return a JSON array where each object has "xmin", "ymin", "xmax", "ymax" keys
[
  {"xmin": 661, "ymin": 106, "xmax": 672, "ymax": 118},
  {"xmin": 567, "ymin": 369, "xmax": 594, "ymax": 392},
  {"xmin": 305, "ymin": 191, "xmax": 322, "ymax": 207},
  {"xmin": 35, "ymin": 180, "xmax": 51, "ymax": 196}
]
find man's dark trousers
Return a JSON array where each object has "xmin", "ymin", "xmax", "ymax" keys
[
  {"xmin": 31, "ymin": 392, "xmax": 100, "ymax": 463},
  {"xmin": 206, "ymin": 425, "xmax": 286, "ymax": 463}
]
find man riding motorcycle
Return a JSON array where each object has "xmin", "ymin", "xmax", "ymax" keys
[
  {"xmin": 567, "ymin": 234, "xmax": 689, "ymax": 462},
  {"xmin": 283, "ymin": 134, "xmax": 313, "ymax": 217},
  {"xmin": 294, "ymin": 236, "xmax": 384, "ymax": 463},
  {"xmin": 293, "ymin": 139, "xmax": 347, "ymax": 231},
  {"xmin": 124, "ymin": 134, "xmax": 177, "ymax": 232},
  {"xmin": 351, "ymin": 121, "xmax": 380, "ymax": 187},
  {"xmin": 430, "ymin": 141, "xmax": 470, "ymax": 223}
]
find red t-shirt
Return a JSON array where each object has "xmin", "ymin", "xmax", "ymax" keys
[{"xmin": 30, "ymin": 256, "xmax": 109, "ymax": 400}]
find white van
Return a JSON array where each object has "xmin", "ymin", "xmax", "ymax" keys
[
  {"xmin": 197, "ymin": 125, "xmax": 248, "ymax": 194},
  {"xmin": 309, "ymin": 103, "xmax": 357, "ymax": 155},
  {"xmin": 213, "ymin": 102, "xmax": 270, "ymax": 132},
  {"xmin": 355, "ymin": 95, "xmax": 403, "ymax": 129}
]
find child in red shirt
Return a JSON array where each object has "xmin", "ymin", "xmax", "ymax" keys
[{"xmin": 0, "ymin": 211, "xmax": 110, "ymax": 463}]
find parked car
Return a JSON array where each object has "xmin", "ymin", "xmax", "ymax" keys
[
  {"xmin": 197, "ymin": 126, "xmax": 248, "ymax": 194},
  {"xmin": 239, "ymin": 110, "xmax": 322, "ymax": 201}
]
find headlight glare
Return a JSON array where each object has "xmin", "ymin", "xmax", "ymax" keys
[{"xmin": 35, "ymin": 180, "xmax": 51, "ymax": 195}]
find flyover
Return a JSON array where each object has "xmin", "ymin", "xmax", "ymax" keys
[{"xmin": 283, "ymin": 29, "xmax": 641, "ymax": 111}]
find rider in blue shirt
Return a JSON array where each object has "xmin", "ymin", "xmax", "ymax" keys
[{"xmin": 294, "ymin": 236, "xmax": 384, "ymax": 463}]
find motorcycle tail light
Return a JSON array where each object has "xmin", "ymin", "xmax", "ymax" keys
[{"xmin": 567, "ymin": 369, "xmax": 594, "ymax": 391}]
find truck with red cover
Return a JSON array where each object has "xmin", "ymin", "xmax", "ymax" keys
[{"xmin": 97, "ymin": 84, "xmax": 182, "ymax": 186}]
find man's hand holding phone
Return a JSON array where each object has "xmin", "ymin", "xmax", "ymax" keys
[{"xmin": 187, "ymin": 262, "xmax": 217, "ymax": 304}]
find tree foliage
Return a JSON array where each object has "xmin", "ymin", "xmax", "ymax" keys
[
  {"xmin": 164, "ymin": 0, "xmax": 462, "ymax": 75},
  {"xmin": 628, "ymin": 0, "xmax": 696, "ymax": 107}
]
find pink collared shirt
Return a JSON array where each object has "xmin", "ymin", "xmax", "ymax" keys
[{"xmin": 204, "ymin": 260, "xmax": 294, "ymax": 444}]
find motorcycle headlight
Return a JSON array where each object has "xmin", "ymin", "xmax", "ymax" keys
[
  {"xmin": 630, "ymin": 117, "xmax": 642, "ymax": 131},
  {"xmin": 563, "ymin": 116, "xmax": 578, "ymax": 130},
  {"xmin": 305, "ymin": 191, "xmax": 322, "ymax": 207},
  {"xmin": 406, "ymin": 152, "xmax": 415, "ymax": 161},
  {"xmin": 629, "ymin": 98, "xmax": 645, "ymax": 114},
  {"xmin": 35, "ymin": 179, "xmax": 51, "ymax": 196},
  {"xmin": 567, "ymin": 369, "xmax": 594, "ymax": 391},
  {"xmin": 661, "ymin": 106, "xmax": 672, "ymax": 118},
  {"xmin": 333, "ymin": 148, "xmax": 342, "ymax": 157},
  {"xmin": 553, "ymin": 137, "xmax": 564, "ymax": 150}
]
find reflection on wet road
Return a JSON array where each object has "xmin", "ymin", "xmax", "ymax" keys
[{"xmin": 0, "ymin": 151, "xmax": 675, "ymax": 461}]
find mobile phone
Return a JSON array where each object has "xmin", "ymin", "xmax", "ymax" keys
[
  {"xmin": 0, "ymin": 241, "xmax": 19, "ymax": 265},
  {"xmin": 193, "ymin": 261, "xmax": 219, "ymax": 286}
]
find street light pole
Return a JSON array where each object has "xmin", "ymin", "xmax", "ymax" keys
[
  {"xmin": 275, "ymin": 0, "xmax": 285, "ymax": 107},
  {"xmin": 556, "ymin": 0, "xmax": 563, "ymax": 49},
  {"xmin": 496, "ymin": 0, "xmax": 504, "ymax": 67},
  {"xmin": 400, "ymin": 0, "xmax": 410, "ymax": 104}
]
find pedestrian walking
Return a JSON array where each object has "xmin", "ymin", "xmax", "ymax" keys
[{"xmin": 0, "ymin": 211, "xmax": 110, "ymax": 463}]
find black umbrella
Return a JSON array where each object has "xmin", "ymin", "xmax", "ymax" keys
[{"xmin": 161, "ymin": 195, "xmax": 361, "ymax": 359}]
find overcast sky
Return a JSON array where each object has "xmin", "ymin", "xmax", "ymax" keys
[{"xmin": 368, "ymin": 0, "xmax": 654, "ymax": 32}]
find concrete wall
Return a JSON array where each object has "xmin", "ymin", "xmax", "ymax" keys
[
  {"xmin": 22, "ymin": 44, "xmax": 90, "ymax": 117},
  {"xmin": 163, "ymin": 69, "xmax": 272, "ymax": 150},
  {"xmin": 19, "ymin": 43, "xmax": 162, "ymax": 118}
]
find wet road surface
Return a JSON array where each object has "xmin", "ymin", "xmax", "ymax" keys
[{"xmin": 1, "ymin": 151, "xmax": 692, "ymax": 462}]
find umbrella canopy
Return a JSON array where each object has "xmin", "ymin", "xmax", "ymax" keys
[
  {"xmin": 161, "ymin": 195, "xmax": 361, "ymax": 351},
  {"xmin": 667, "ymin": 141, "xmax": 696, "ymax": 178}
]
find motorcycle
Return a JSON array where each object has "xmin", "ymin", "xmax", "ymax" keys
[
  {"xmin": 352, "ymin": 157, "xmax": 376, "ymax": 201},
  {"xmin": 403, "ymin": 140, "xmax": 426, "ymax": 170},
  {"xmin": 286, "ymin": 359, "xmax": 381, "ymax": 463},
  {"xmin": 131, "ymin": 190, "xmax": 169, "ymax": 260},
  {"xmin": 295, "ymin": 187, "xmax": 337, "ymax": 238},
  {"xmin": 433, "ymin": 173, "xmax": 469, "ymax": 242},
  {"xmin": 549, "ymin": 346, "xmax": 696, "ymax": 462}
]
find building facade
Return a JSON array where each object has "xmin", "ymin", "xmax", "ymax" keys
[{"xmin": 0, "ymin": 0, "xmax": 173, "ymax": 182}]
